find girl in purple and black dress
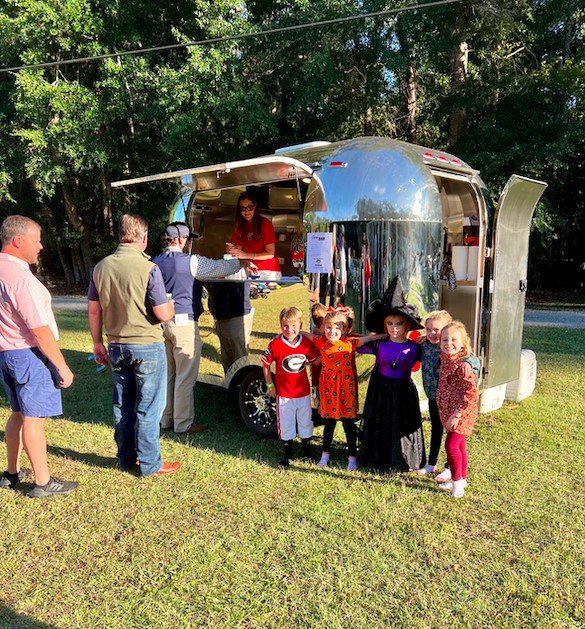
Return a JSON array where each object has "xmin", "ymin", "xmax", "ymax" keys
[{"xmin": 359, "ymin": 276, "xmax": 426, "ymax": 472}]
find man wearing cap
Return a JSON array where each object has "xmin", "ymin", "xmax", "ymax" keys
[
  {"xmin": 0, "ymin": 215, "xmax": 78, "ymax": 498},
  {"xmin": 152, "ymin": 221, "xmax": 257, "ymax": 434},
  {"xmin": 88, "ymin": 214, "xmax": 180, "ymax": 477}
]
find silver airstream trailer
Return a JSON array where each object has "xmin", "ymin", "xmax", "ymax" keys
[{"xmin": 112, "ymin": 136, "xmax": 546, "ymax": 436}]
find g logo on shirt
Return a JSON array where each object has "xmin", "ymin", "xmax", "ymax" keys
[{"xmin": 283, "ymin": 354, "xmax": 307, "ymax": 374}]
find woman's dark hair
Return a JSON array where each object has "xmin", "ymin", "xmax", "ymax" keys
[{"xmin": 234, "ymin": 190, "xmax": 263, "ymax": 242}]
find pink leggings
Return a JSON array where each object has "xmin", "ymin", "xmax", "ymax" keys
[{"xmin": 445, "ymin": 432, "xmax": 468, "ymax": 481}]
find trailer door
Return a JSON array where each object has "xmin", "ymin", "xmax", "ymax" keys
[{"xmin": 484, "ymin": 175, "xmax": 547, "ymax": 388}]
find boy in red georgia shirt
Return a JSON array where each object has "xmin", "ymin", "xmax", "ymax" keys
[{"xmin": 262, "ymin": 306, "xmax": 318, "ymax": 466}]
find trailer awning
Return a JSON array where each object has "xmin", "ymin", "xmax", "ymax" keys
[{"xmin": 110, "ymin": 156, "xmax": 314, "ymax": 192}]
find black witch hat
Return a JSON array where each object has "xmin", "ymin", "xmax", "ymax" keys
[{"xmin": 365, "ymin": 275, "xmax": 423, "ymax": 333}]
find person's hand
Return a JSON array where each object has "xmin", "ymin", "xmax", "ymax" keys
[
  {"xmin": 226, "ymin": 242, "xmax": 245, "ymax": 258},
  {"xmin": 243, "ymin": 260, "xmax": 259, "ymax": 275},
  {"xmin": 445, "ymin": 414, "xmax": 460, "ymax": 431},
  {"xmin": 59, "ymin": 365, "xmax": 75, "ymax": 388},
  {"xmin": 416, "ymin": 334, "xmax": 427, "ymax": 345},
  {"xmin": 266, "ymin": 384, "xmax": 276, "ymax": 398},
  {"xmin": 93, "ymin": 342, "xmax": 109, "ymax": 366}
]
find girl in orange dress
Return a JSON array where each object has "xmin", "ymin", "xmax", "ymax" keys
[{"xmin": 304, "ymin": 308, "xmax": 384, "ymax": 470}]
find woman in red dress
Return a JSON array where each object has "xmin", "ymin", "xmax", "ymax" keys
[{"xmin": 226, "ymin": 191, "xmax": 282, "ymax": 281}]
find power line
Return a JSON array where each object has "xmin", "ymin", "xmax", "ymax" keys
[{"xmin": 0, "ymin": 0, "xmax": 461, "ymax": 74}]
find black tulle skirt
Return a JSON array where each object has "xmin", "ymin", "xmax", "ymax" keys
[{"xmin": 359, "ymin": 370, "xmax": 426, "ymax": 472}]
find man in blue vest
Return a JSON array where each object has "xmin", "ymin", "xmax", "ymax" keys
[{"xmin": 152, "ymin": 222, "xmax": 257, "ymax": 434}]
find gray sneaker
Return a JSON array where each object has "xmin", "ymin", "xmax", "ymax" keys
[
  {"xmin": 28, "ymin": 477, "xmax": 78, "ymax": 498},
  {"xmin": 0, "ymin": 468, "xmax": 31, "ymax": 489}
]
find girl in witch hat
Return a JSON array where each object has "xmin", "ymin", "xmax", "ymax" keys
[{"xmin": 359, "ymin": 275, "xmax": 426, "ymax": 472}]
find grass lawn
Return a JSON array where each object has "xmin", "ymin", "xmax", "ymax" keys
[{"xmin": 1, "ymin": 284, "xmax": 584, "ymax": 628}]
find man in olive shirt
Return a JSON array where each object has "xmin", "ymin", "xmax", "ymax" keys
[{"xmin": 88, "ymin": 215, "xmax": 179, "ymax": 477}]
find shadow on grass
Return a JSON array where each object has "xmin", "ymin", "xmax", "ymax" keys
[
  {"xmin": 275, "ymin": 460, "xmax": 441, "ymax": 492},
  {"xmin": 0, "ymin": 604, "xmax": 58, "ymax": 628},
  {"xmin": 0, "ymin": 431, "xmax": 118, "ymax": 470}
]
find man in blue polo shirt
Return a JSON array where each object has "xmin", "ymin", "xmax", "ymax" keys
[{"xmin": 152, "ymin": 221, "xmax": 257, "ymax": 434}]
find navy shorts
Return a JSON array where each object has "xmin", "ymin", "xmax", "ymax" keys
[{"xmin": 0, "ymin": 347, "xmax": 63, "ymax": 417}]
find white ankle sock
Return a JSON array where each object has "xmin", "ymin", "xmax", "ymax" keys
[
  {"xmin": 317, "ymin": 453, "xmax": 330, "ymax": 467},
  {"xmin": 435, "ymin": 468, "xmax": 452, "ymax": 483},
  {"xmin": 451, "ymin": 479, "xmax": 465, "ymax": 498}
]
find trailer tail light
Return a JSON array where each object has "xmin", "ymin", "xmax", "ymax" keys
[{"xmin": 423, "ymin": 151, "xmax": 462, "ymax": 166}]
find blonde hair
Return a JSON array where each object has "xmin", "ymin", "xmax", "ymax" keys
[
  {"xmin": 425, "ymin": 310, "xmax": 452, "ymax": 327},
  {"xmin": 310, "ymin": 302, "xmax": 328, "ymax": 327},
  {"xmin": 441, "ymin": 321, "xmax": 472, "ymax": 359},
  {"xmin": 343, "ymin": 305, "xmax": 355, "ymax": 334},
  {"xmin": 323, "ymin": 310, "xmax": 349, "ymax": 332},
  {"xmin": 280, "ymin": 306, "xmax": 302, "ymax": 323},
  {"xmin": 0, "ymin": 215, "xmax": 39, "ymax": 244},
  {"xmin": 119, "ymin": 214, "xmax": 148, "ymax": 244}
]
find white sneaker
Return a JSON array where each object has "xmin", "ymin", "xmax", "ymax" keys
[
  {"xmin": 451, "ymin": 479, "xmax": 466, "ymax": 498},
  {"xmin": 317, "ymin": 454, "xmax": 330, "ymax": 468},
  {"xmin": 435, "ymin": 468, "xmax": 452, "ymax": 483},
  {"xmin": 440, "ymin": 479, "xmax": 467, "ymax": 491},
  {"xmin": 416, "ymin": 464, "xmax": 437, "ymax": 476}
]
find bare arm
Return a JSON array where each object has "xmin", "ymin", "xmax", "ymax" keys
[
  {"xmin": 226, "ymin": 242, "xmax": 275, "ymax": 262},
  {"xmin": 153, "ymin": 300, "xmax": 174, "ymax": 322},
  {"xmin": 263, "ymin": 364, "xmax": 276, "ymax": 398},
  {"xmin": 29, "ymin": 325, "xmax": 74, "ymax": 388},
  {"xmin": 356, "ymin": 332, "xmax": 387, "ymax": 347},
  {"xmin": 88, "ymin": 299, "xmax": 108, "ymax": 365}
]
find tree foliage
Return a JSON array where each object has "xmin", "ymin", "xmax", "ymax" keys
[{"xmin": 0, "ymin": 0, "xmax": 582, "ymax": 291}]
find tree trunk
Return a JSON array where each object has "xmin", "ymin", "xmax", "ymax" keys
[
  {"xmin": 60, "ymin": 173, "xmax": 95, "ymax": 282},
  {"xmin": 448, "ymin": 41, "xmax": 469, "ymax": 146},
  {"xmin": 79, "ymin": 235, "xmax": 93, "ymax": 285},
  {"xmin": 404, "ymin": 64, "xmax": 417, "ymax": 143},
  {"xmin": 100, "ymin": 168, "xmax": 114, "ymax": 237},
  {"xmin": 395, "ymin": 18, "xmax": 418, "ymax": 144},
  {"xmin": 55, "ymin": 244, "xmax": 76, "ymax": 286},
  {"xmin": 71, "ymin": 246, "xmax": 84, "ymax": 285},
  {"xmin": 364, "ymin": 107, "xmax": 373, "ymax": 135}
]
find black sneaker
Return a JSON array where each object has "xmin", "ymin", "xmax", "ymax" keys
[
  {"xmin": 0, "ymin": 468, "xmax": 31, "ymax": 490},
  {"xmin": 278, "ymin": 457, "xmax": 291, "ymax": 467},
  {"xmin": 28, "ymin": 477, "xmax": 78, "ymax": 498}
]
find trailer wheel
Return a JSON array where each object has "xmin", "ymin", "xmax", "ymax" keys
[{"xmin": 238, "ymin": 368, "xmax": 277, "ymax": 437}]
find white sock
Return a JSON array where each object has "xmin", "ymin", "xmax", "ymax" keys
[
  {"xmin": 435, "ymin": 468, "xmax": 452, "ymax": 483},
  {"xmin": 451, "ymin": 479, "xmax": 465, "ymax": 498},
  {"xmin": 347, "ymin": 456, "xmax": 358, "ymax": 471},
  {"xmin": 317, "ymin": 453, "xmax": 330, "ymax": 467}
]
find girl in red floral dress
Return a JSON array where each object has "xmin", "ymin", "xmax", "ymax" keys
[
  {"xmin": 436, "ymin": 321, "xmax": 479, "ymax": 498},
  {"xmin": 304, "ymin": 308, "xmax": 384, "ymax": 471}
]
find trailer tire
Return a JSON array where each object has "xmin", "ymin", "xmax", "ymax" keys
[{"xmin": 238, "ymin": 368, "xmax": 277, "ymax": 437}]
